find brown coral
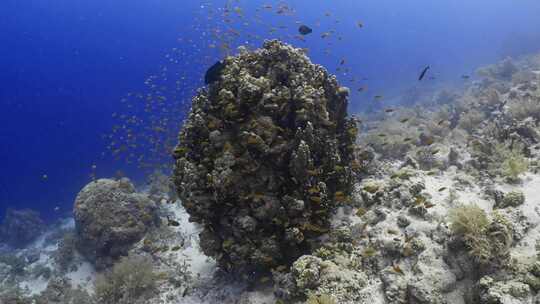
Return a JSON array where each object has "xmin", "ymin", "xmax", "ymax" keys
[{"xmin": 173, "ymin": 40, "xmax": 358, "ymax": 276}]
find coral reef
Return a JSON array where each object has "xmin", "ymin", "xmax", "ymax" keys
[
  {"xmin": 147, "ymin": 170, "xmax": 177, "ymax": 202},
  {"xmin": 272, "ymin": 226, "xmax": 372, "ymax": 303},
  {"xmin": 495, "ymin": 191, "xmax": 526, "ymax": 209},
  {"xmin": 73, "ymin": 178, "xmax": 158, "ymax": 269},
  {"xmin": 0, "ymin": 253, "xmax": 27, "ymax": 276},
  {"xmin": 173, "ymin": 40, "xmax": 358, "ymax": 276},
  {"xmin": 448, "ymin": 204, "xmax": 513, "ymax": 267},
  {"xmin": 477, "ymin": 57, "xmax": 519, "ymax": 82},
  {"xmin": 35, "ymin": 276, "xmax": 95, "ymax": 304},
  {"xmin": 305, "ymin": 293, "xmax": 336, "ymax": 304},
  {"xmin": 0, "ymin": 209, "xmax": 45, "ymax": 248},
  {"xmin": 0, "ymin": 276, "xmax": 95, "ymax": 304},
  {"xmin": 94, "ymin": 255, "xmax": 158, "ymax": 304},
  {"xmin": 7, "ymin": 45, "xmax": 540, "ymax": 304},
  {"xmin": 53, "ymin": 232, "xmax": 76, "ymax": 273}
]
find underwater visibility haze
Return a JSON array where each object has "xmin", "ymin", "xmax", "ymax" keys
[
  {"xmin": 2, "ymin": 0, "xmax": 540, "ymax": 303},
  {"xmin": 2, "ymin": 0, "xmax": 540, "ymax": 219}
]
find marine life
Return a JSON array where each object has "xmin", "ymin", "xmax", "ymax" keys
[
  {"xmin": 204, "ymin": 60, "xmax": 226, "ymax": 84},
  {"xmin": 4, "ymin": 3, "xmax": 540, "ymax": 304},
  {"xmin": 418, "ymin": 65, "xmax": 430, "ymax": 81},
  {"xmin": 392, "ymin": 263, "xmax": 405, "ymax": 275},
  {"xmin": 298, "ymin": 24, "xmax": 313, "ymax": 35},
  {"xmin": 424, "ymin": 202, "xmax": 435, "ymax": 208}
]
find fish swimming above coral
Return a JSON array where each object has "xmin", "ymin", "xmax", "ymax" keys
[
  {"xmin": 4, "ymin": 1, "xmax": 540, "ymax": 304},
  {"xmin": 205, "ymin": 60, "xmax": 226, "ymax": 84},
  {"xmin": 298, "ymin": 24, "xmax": 313, "ymax": 35}
]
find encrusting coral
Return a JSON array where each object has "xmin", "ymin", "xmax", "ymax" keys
[
  {"xmin": 173, "ymin": 40, "xmax": 359, "ymax": 276},
  {"xmin": 73, "ymin": 178, "xmax": 159, "ymax": 269}
]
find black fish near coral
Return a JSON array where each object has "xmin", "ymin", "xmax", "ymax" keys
[
  {"xmin": 167, "ymin": 216, "xmax": 180, "ymax": 227},
  {"xmin": 205, "ymin": 60, "xmax": 226, "ymax": 85},
  {"xmin": 298, "ymin": 25, "xmax": 313, "ymax": 35},
  {"xmin": 418, "ymin": 66, "xmax": 430, "ymax": 81}
]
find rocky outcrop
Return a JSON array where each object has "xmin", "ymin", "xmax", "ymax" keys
[
  {"xmin": 73, "ymin": 178, "xmax": 158, "ymax": 269},
  {"xmin": 172, "ymin": 40, "xmax": 358, "ymax": 276}
]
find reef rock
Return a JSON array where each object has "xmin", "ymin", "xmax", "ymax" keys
[
  {"xmin": 0, "ymin": 208, "xmax": 45, "ymax": 248},
  {"xmin": 173, "ymin": 40, "xmax": 358, "ymax": 275},
  {"xmin": 477, "ymin": 57, "xmax": 519, "ymax": 82},
  {"xmin": 495, "ymin": 191, "xmax": 526, "ymax": 209},
  {"xmin": 73, "ymin": 178, "xmax": 158, "ymax": 269},
  {"xmin": 477, "ymin": 276, "xmax": 534, "ymax": 304}
]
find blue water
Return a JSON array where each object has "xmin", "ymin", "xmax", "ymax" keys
[{"xmin": 1, "ymin": 0, "xmax": 540, "ymax": 221}]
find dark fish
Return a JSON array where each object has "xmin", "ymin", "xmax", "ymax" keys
[
  {"xmin": 418, "ymin": 66, "xmax": 430, "ymax": 81},
  {"xmin": 167, "ymin": 216, "xmax": 180, "ymax": 227},
  {"xmin": 461, "ymin": 75, "xmax": 470, "ymax": 79},
  {"xmin": 205, "ymin": 61, "xmax": 226, "ymax": 85},
  {"xmin": 298, "ymin": 25, "xmax": 313, "ymax": 35}
]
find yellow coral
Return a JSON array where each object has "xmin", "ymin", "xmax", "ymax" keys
[{"xmin": 306, "ymin": 294, "xmax": 336, "ymax": 304}]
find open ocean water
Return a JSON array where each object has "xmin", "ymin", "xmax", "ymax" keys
[{"xmin": 2, "ymin": 0, "xmax": 540, "ymax": 220}]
